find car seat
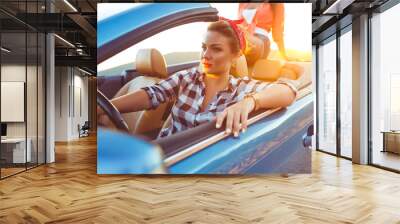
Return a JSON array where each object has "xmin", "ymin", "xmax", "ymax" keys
[{"xmin": 113, "ymin": 48, "xmax": 172, "ymax": 138}]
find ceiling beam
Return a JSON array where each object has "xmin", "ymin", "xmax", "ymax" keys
[
  {"xmin": 67, "ymin": 13, "xmax": 96, "ymax": 39},
  {"xmin": 312, "ymin": 15, "xmax": 335, "ymax": 33},
  {"xmin": 55, "ymin": 55, "xmax": 96, "ymax": 71},
  {"xmin": 323, "ymin": 0, "xmax": 356, "ymax": 14}
]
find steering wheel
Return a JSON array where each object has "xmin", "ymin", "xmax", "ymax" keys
[{"xmin": 97, "ymin": 89, "xmax": 129, "ymax": 133}]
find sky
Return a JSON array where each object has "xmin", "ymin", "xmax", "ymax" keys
[{"xmin": 97, "ymin": 3, "xmax": 311, "ymax": 72}]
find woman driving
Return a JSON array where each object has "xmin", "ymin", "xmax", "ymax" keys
[{"xmin": 98, "ymin": 18, "xmax": 298, "ymax": 138}]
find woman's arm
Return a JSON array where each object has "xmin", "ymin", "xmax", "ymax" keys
[
  {"xmin": 216, "ymin": 83, "xmax": 296, "ymax": 137},
  {"xmin": 97, "ymin": 89, "xmax": 151, "ymax": 128},
  {"xmin": 110, "ymin": 89, "xmax": 152, "ymax": 114},
  {"xmin": 255, "ymin": 82, "xmax": 296, "ymax": 109},
  {"xmin": 98, "ymin": 69, "xmax": 188, "ymax": 124}
]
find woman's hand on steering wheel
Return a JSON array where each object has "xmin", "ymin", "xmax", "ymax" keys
[
  {"xmin": 97, "ymin": 89, "xmax": 129, "ymax": 132},
  {"xmin": 97, "ymin": 106, "xmax": 114, "ymax": 128}
]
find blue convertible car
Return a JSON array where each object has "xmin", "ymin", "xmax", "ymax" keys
[{"xmin": 97, "ymin": 3, "xmax": 313, "ymax": 174}]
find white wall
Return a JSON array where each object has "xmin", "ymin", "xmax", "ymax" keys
[
  {"xmin": 55, "ymin": 67, "xmax": 89, "ymax": 141},
  {"xmin": 69, "ymin": 72, "xmax": 89, "ymax": 139},
  {"xmin": 1, "ymin": 63, "xmax": 46, "ymax": 164},
  {"xmin": 1, "ymin": 65, "xmax": 30, "ymax": 138},
  {"xmin": 55, "ymin": 67, "xmax": 69, "ymax": 141}
]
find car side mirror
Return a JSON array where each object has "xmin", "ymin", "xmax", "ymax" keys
[{"xmin": 97, "ymin": 128, "xmax": 166, "ymax": 174}]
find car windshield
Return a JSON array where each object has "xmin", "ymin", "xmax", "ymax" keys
[{"xmin": 98, "ymin": 22, "xmax": 206, "ymax": 76}]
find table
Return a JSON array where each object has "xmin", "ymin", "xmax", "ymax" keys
[
  {"xmin": 1, "ymin": 138, "xmax": 31, "ymax": 163},
  {"xmin": 381, "ymin": 131, "xmax": 400, "ymax": 154}
]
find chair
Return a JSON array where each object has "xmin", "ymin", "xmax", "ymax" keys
[{"xmin": 79, "ymin": 121, "xmax": 90, "ymax": 138}]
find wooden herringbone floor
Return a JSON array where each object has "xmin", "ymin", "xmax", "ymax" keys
[{"xmin": 1, "ymin": 135, "xmax": 400, "ymax": 224}]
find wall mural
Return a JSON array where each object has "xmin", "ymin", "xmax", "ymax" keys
[{"xmin": 96, "ymin": 3, "xmax": 313, "ymax": 174}]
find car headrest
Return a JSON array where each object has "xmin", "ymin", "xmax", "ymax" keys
[
  {"xmin": 230, "ymin": 54, "xmax": 249, "ymax": 78},
  {"xmin": 251, "ymin": 59, "xmax": 282, "ymax": 81},
  {"xmin": 136, "ymin": 48, "xmax": 168, "ymax": 78},
  {"xmin": 280, "ymin": 64, "xmax": 301, "ymax": 80}
]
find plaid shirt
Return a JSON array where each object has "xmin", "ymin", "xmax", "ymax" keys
[{"xmin": 142, "ymin": 67, "xmax": 271, "ymax": 138}]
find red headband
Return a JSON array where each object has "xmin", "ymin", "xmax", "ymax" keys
[{"xmin": 218, "ymin": 17, "xmax": 246, "ymax": 53}]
